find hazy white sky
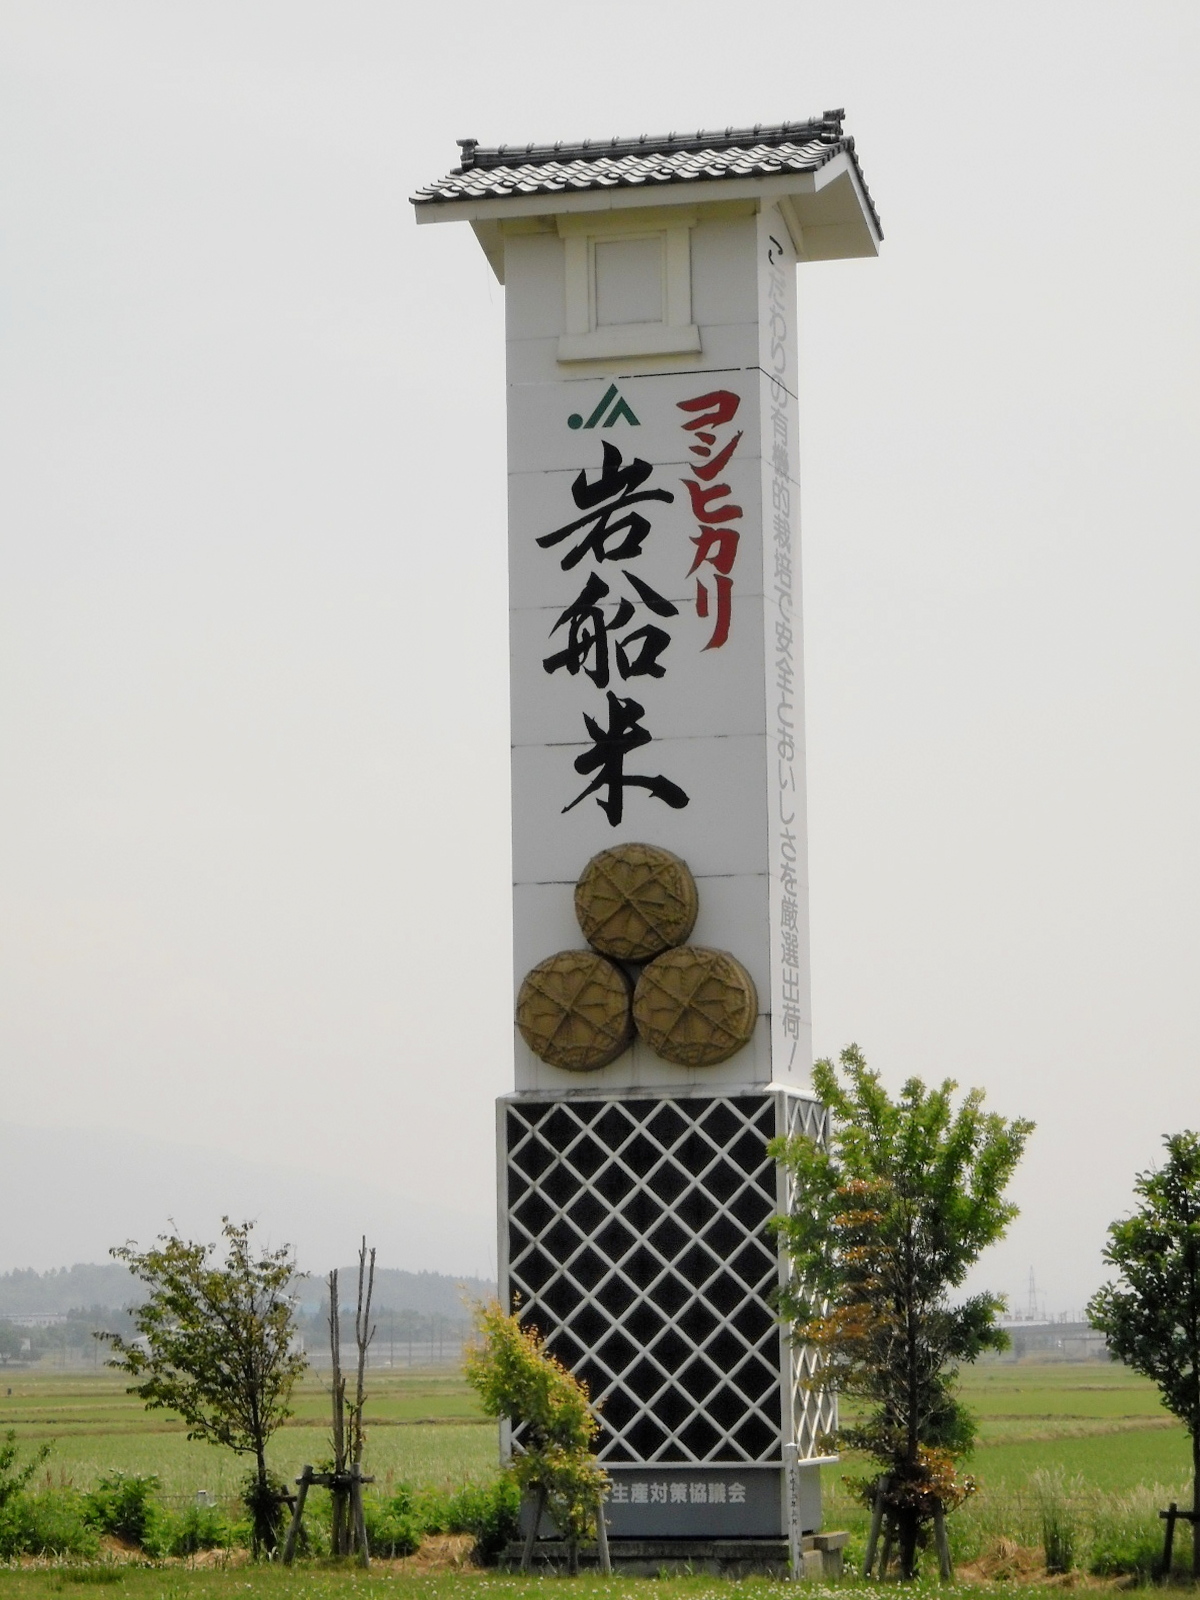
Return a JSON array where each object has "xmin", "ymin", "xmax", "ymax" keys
[{"xmin": 1, "ymin": 1, "xmax": 1197, "ymax": 1310}]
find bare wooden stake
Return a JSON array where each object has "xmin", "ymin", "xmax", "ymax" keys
[
  {"xmin": 282, "ymin": 1467, "xmax": 313, "ymax": 1566},
  {"xmin": 863, "ymin": 1482, "xmax": 887, "ymax": 1578},
  {"xmin": 350, "ymin": 1238, "xmax": 376, "ymax": 1474},
  {"xmin": 878, "ymin": 1520, "xmax": 894, "ymax": 1580},
  {"xmin": 520, "ymin": 1487, "xmax": 546, "ymax": 1574},
  {"xmin": 596, "ymin": 1499, "xmax": 611, "ymax": 1574},
  {"xmin": 351, "ymin": 1467, "xmax": 370, "ymax": 1570},
  {"xmin": 933, "ymin": 1504, "xmax": 953, "ymax": 1580},
  {"xmin": 1160, "ymin": 1502, "xmax": 1179, "ymax": 1579},
  {"xmin": 328, "ymin": 1268, "xmax": 348, "ymax": 1556}
]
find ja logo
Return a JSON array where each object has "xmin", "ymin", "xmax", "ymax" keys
[{"xmin": 567, "ymin": 384, "xmax": 640, "ymax": 430}]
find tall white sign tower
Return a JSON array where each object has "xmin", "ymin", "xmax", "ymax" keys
[{"xmin": 415, "ymin": 115, "xmax": 880, "ymax": 1560}]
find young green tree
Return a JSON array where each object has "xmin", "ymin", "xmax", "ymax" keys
[
  {"xmin": 100, "ymin": 1218, "xmax": 307, "ymax": 1555},
  {"xmin": 1087, "ymin": 1131, "xmax": 1200, "ymax": 1579},
  {"xmin": 464, "ymin": 1301, "xmax": 608, "ymax": 1572},
  {"xmin": 772, "ymin": 1045, "xmax": 1033, "ymax": 1580},
  {"xmin": 0, "ymin": 1431, "xmax": 50, "ymax": 1512}
]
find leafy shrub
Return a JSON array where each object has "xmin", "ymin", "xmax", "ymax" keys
[
  {"xmin": 357, "ymin": 1475, "xmax": 520, "ymax": 1563},
  {"xmin": 465, "ymin": 1302, "xmax": 607, "ymax": 1546},
  {"xmin": 0, "ymin": 1488, "xmax": 99, "ymax": 1558},
  {"xmin": 83, "ymin": 1471, "xmax": 161, "ymax": 1547},
  {"xmin": 239, "ymin": 1466, "xmax": 291, "ymax": 1557},
  {"xmin": 160, "ymin": 1501, "xmax": 234, "ymax": 1558},
  {"xmin": 444, "ymin": 1475, "xmax": 522, "ymax": 1562},
  {"xmin": 0, "ymin": 1431, "xmax": 50, "ymax": 1515},
  {"xmin": 361, "ymin": 1492, "xmax": 421, "ymax": 1559}
]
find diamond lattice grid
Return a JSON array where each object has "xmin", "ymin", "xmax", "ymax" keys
[
  {"xmin": 504, "ymin": 1092, "xmax": 817, "ymax": 1465},
  {"xmin": 777, "ymin": 1094, "xmax": 837, "ymax": 1456}
]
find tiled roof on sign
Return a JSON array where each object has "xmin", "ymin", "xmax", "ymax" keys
[{"xmin": 411, "ymin": 111, "xmax": 882, "ymax": 238}]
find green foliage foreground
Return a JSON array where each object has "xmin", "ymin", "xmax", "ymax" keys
[
  {"xmin": 463, "ymin": 1302, "xmax": 606, "ymax": 1555},
  {"xmin": 102, "ymin": 1221, "xmax": 307, "ymax": 1558},
  {"xmin": 772, "ymin": 1046, "xmax": 1033, "ymax": 1579},
  {"xmin": 1089, "ymin": 1129, "xmax": 1200, "ymax": 1578},
  {"xmin": 0, "ymin": 1456, "xmax": 519, "ymax": 1567}
]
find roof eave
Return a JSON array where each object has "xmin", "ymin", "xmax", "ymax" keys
[{"xmin": 413, "ymin": 155, "xmax": 880, "ymax": 283}]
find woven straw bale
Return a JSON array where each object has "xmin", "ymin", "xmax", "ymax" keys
[
  {"xmin": 515, "ymin": 949, "xmax": 634, "ymax": 1071},
  {"xmin": 633, "ymin": 947, "xmax": 757, "ymax": 1067},
  {"xmin": 574, "ymin": 842, "xmax": 698, "ymax": 961}
]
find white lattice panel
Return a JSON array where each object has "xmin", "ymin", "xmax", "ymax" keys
[{"xmin": 501, "ymin": 1088, "xmax": 831, "ymax": 1466}]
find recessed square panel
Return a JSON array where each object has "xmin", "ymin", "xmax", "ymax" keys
[
  {"xmin": 593, "ymin": 235, "xmax": 665, "ymax": 328},
  {"xmin": 512, "ymin": 1245, "xmax": 555, "ymax": 1293},
  {"xmin": 678, "ymin": 1355, "xmax": 720, "ymax": 1401},
  {"xmin": 541, "ymin": 1106, "xmax": 579, "ymax": 1152},
  {"xmin": 730, "ymin": 1300, "xmax": 774, "ymax": 1343},
  {"xmin": 596, "ymin": 1217, "xmax": 636, "ymax": 1260},
  {"xmin": 678, "ymin": 1301, "xmax": 719, "ymax": 1344},
  {"xmin": 625, "ymin": 1415, "xmax": 668, "ymax": 1458},
  {"xmin": 597, "ymin": 1329, "xmax": 637, "ymax": 1371},
  {"xmin": 675, "ymin": 1188, "xmax": 718, "ymax": 1231},
  {"xmin": 702, "ymin": 1214, "xmax": 745, "ymax": 1261},
  {"xmin": 543, "ymin": 1218, "xmax": 582, "ymax": 1260},
  {"xmin": 705, "ymin": 1160, "xmax": 745, "ymax": 1203},
  {"xmin": 544, "ymin": 1327, "xmax": 584, "ymax": 1368}
]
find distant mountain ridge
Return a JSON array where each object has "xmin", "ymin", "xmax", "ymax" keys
[
  {"xmin": 0, "ymin": 1263, "xmax": 495, "ymax": 1318},
  {"xmin": 0, "ymin": 1265, "xmax": 138, "ymax": 1315},
  {"xmin": 311, "ymin": 1267, "xmax": 496, "ymax": 1319}
]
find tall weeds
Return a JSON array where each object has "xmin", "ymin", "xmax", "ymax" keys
[{"xmin": 943, "ymin": 1476, "xmax": 1192, "ymax": 1578}]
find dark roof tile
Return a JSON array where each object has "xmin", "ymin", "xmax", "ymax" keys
[{"xmin": 412, "ymin": 112, "xmax": 881, "ymax": 238}]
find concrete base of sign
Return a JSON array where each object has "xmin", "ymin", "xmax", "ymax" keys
[{"xmin": 498, "ymin": 1532, "xmax": 849, "ymax": 1579}]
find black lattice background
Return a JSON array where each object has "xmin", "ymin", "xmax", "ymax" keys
[{"xmin": 502, "ymin": 1090, "xmax": 833, "ymax": 1465}]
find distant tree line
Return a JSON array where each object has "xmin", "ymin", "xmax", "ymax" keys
[
  {"xmin": 0, "ymin": 1300, "xmax": 475, "ymax": 1369},
  {"xmin": 296, "ymin": 1305, "xmax": 473, "ymax": 1365},
  {"xmin": 0, "ymin": 1305, "xmax": 139, "ymax": 1365},
  {"xmin": 0, "ymin": 1263, "xmax": 493, "ymax": 1322}
]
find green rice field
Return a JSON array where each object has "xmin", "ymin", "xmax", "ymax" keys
[
  {"xmin": 0, "ymin": 1371, "xmax": 498, "ymax": 1503},
  {"xmin": 0, "ymin": 1359, "xmax": 1193, "ymax": 1590},
  {"xmin": 1, "ymin": 1359, "xmax": 1186, "ymax": 1498}
]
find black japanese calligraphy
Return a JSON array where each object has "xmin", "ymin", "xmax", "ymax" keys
[
  {"xmin": 543, "ymin": 571, "xmax": 678, "ymax": 688},
  {"xmin": 537, "ymin": 440, "xmax": 674, "ymax": 571},
  {"xmin": 563, "ymin": 691, "xmax": 689, "ymax": 826}
]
